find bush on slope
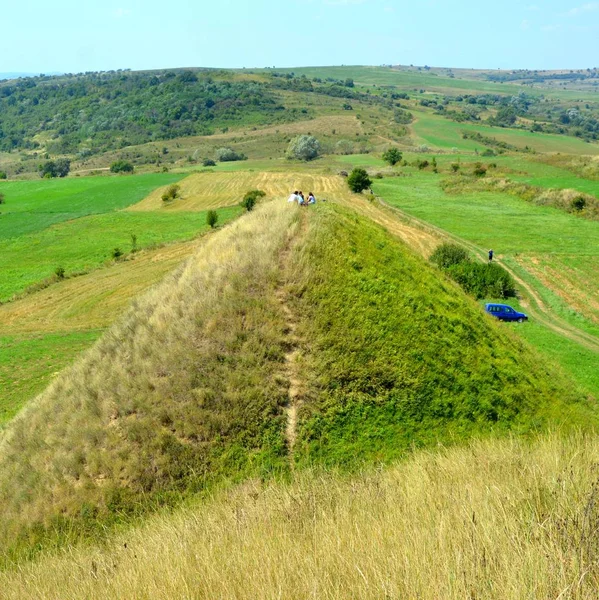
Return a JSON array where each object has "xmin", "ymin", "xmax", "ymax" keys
[{"xmin": 289, "ymin": 204, "xmax": 596, "ymax": 466}]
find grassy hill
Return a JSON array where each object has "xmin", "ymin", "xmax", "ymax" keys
[
  {"xmin": 3, "ymin": 63, "xmax": 599, "ymax": 597},
  {"xmin": 0, "ymin": 198, "xmax": 594, "ymax": 562}
]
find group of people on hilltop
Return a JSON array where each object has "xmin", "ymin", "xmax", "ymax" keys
[{"xmin": 287, "ymin": 190, "xmax": 316, "ymax": 206}]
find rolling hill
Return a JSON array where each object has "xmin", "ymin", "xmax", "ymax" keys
[{"xmin": 2, "ymin": 63, "xmax": 599, "ymax": 599}]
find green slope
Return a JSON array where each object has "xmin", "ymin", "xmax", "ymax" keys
[{"xmin": 290, "ymin": 204, "xmax": 596, "ymax": 466}]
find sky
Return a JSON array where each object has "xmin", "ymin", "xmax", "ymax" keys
[{"xmin": 1, "ymin": 0, "xmax": 599, "ymax": 73}]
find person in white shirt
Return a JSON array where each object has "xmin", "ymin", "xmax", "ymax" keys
[{"xmin": 288, "ymin": 190, "xmax": 300, "ymax": 203}]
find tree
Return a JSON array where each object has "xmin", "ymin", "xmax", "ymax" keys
[
  {"xmin": 110, "ymin": 160, "xmax": 134, "ymax": 173},
  {"xmin": 206, "ymin": 210, "xmax": 219, "ymax": 228},
  {"xmin": 347, "ymin": 168, "xmax": 372, "ymax": 193},
  {"xmin": 0, "ymin": 171, "xmax": 6, "ymax": 180},
  {"xmin": 344, "ymin": 78, "xmax": 355, "ymax": 88},
  {"xmin": 202, "ymin": 158, "xmax": 216, "ymax": 167},
  {"xmin": 429, "ymin": 243, "xmax": 470, "ymax": 269},
  {"xmin": 286, "ymin": 135, "xmax": 321, "ymax": 161},
  {"xmin": 216, "ymin": 148, "xmax": 246, "ymax": 162},
  {"xmin": 382, "ymin": 148, "xmax": 403, "ymax": 166},
  {"xmin": 492, "ymin": 106, "xmax": 517, "ymax": 127},
  {"xmin": 39, "ymin": 159, "xmax": 70, "ymax": 178}
]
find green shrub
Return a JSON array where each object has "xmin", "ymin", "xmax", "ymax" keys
[
  {"xmin": 416, "ymin": 159, "xmax": 429, "ymax": 170},
  {"xmin": 206, "ymin": 210, "xmax": 219, "ymax": 228},
  {"xmin": 430, "ymin": 243, "xmax": 470, "ymax": 269},
  {"xmin": 393, "ymin": 109, "xmax": 413, "ymax": 124},
  {"xmin": 347, "ymin": 168, "xmax": 372, "ymax": 193},
  {"xmin": 54, "ymin": 266, "xmax": 65, "ymax": 279},
  {"xmin": 162, "ymin": 184, "xmax": 180, "ymax": 202},
  {"xmin": 0, "ymin": 171, "xmax": 7, "ymax": 180},
  {"xmin": 216, "ymin": 148, "xmax": 247, "ymax": 162},
  {"xmin": 112, "ymin": 247, "xmax": 123, "ymax": 259},
  {"xmin": 39, "ymin": 159, "xmax": 71, "ymax": 178},
  {"xmin": 241, "ymin": 189, "xmax": 266, "ymax": 211},
  {"xmin": 451, "ymin": 163, "xmax": 460, "ymax": 173},
  {"xmin": 0, "ymin": 192, "xmax": 5, "ymax": 205},
  {"xmin": 286, "ymin": 135, "xmax": 321, "ymax": 161},
  {"xmin": 202, "ymin": 158, "xmax": 216, "ymax": 167},
  {"xmin": 473, "ymin": 163, "xmax": 487, "ymax": 177},
  {"xmin": 382, "ymin": 148, "xmax": 403, "ymax": 166},
  {"xmin": 110, "ymin": 160, "xmax": 134, "ymax": 174},
  {"xmin": 571, "ymin": 196, "xmax": 586, "ymax": 211},
  {"xmin": 446, "ymin": 262, "xmax": 516, "ymax": 299}
]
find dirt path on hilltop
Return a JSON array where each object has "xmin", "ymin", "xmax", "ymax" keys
[
  {"xmin": 376, "ymin": 198, "xmax": 599, "ymax": 354},
  {"xmin": 275, "ymin": 208, "xmax": 309, "ymax": 459}
]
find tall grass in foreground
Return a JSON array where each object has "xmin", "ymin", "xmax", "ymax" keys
[{"xmin": 3, "ymin": 432, "xmax": 599, "ymax": 599}]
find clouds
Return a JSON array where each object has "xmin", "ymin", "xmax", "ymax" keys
[{"xmin": 566, "ymin": 2, "xmax": 599, "ymax": 16}]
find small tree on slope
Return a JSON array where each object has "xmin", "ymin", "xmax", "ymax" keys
[{"xmin": 347, "ymin": 168, "xmax": 372, "ymax": 193}]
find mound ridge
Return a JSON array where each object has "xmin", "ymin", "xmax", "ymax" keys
[{"xmin": 0, "ymin": 199, "xmax": 594, "ymax": 558}]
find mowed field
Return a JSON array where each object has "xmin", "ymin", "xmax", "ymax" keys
[{"xmin": 127, "ymin": 170, "xmax": 352, "ymax": 211}]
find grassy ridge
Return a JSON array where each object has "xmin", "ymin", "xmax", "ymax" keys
[
  {"xmin": 0, "ymin": 198, "xmax": 594, "ymax": 562},
  {"xmin": 0, "ymin": 201, "xmax": 295, "ymax": 558},
  {"xmin": 4, "ymin": 432, "xmax": 599, "ymax": 599},
  {"xmin": 290, "ymin": 204, "xmax": 595, "ymax": 466}
]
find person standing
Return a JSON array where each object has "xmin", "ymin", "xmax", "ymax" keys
[{"xmin": 488, "ymin": 249, "xmax": 494, "ymax": 262}]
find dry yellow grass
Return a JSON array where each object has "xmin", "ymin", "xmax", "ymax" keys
[
  {"xmin": 0, "ymin": 240, "xmax": 200, "ymax": 334},
  {"xmin": 127, "ymin": 171, "xmax": 353, "ymax": 212},
  {"xmin": 128, "ymin": 169, "xmax": 440, "ymax": 258},
  {"xmin": 3, "ymin": 432, "xmax": 599, "ymax": 599}
]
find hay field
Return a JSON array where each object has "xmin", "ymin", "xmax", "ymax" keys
[{"xmin": 128, "ymin": 170, "xmax": 356, "ymax": 211}]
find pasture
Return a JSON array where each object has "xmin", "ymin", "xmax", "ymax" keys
[
  {"xmin": 411, "ymin": 110, "xmax": 599, "ymax": 155},
  {"xmin": 0, "ymin": 173, "xmax": 183, "ymax": 240}
]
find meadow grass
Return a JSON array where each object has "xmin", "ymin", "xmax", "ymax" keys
[
  {"xmin": 485, "ymin": 298, "xmax": 599, "ymax": 397},
  {"xmin": 374, "ymin": 173, "xmax": 599, "ymax": 305},
  {"xmin": 412, "ymin": 110, "xmax": 599, "ymax": 154},
  {"xmin": 0, "ymin": 331, "xmax": 101, "ymax": 425},
  {"xmin": 5, "ymin": 432, "xmax": 599, "ymax": 599},
  {"xmin": 0, "ymin": 173, "xmax": 183, "ymax": 240},
  {"xmin": 0, "ymin": 206, "xmax": 241, "ymax": 301}
]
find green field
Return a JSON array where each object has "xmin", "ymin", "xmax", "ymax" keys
[
  {"xmin": 411, "ymin": 110, "xmax": 599, "ymax": 155},
  {"xmin": 373, "ymin": 172, "xmax": 599, "ymax": 390},
  {"xmin": 0, "ymin": 331, "xmax": 101, "ymax": 424},
  {"xmin": 0, "ymin": 206, "xmax": 241, "ymax": 301},
  {"xmin": 0, "ymin": 173, "xmax": 183, "ymax": 240}
]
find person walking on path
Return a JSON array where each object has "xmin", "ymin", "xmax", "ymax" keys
[{"xmin": 488, "ymin": 249, "xmax": 494, "ymax": 262}]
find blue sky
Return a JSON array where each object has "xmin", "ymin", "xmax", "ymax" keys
[{"xmin": 1, "ymin": 0, "xmax": 598, "ymax": 73}]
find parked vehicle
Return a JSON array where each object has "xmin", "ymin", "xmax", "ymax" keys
[{"xmin": 485, "ymin": 303, "xmax": 528, "ymax": 323}]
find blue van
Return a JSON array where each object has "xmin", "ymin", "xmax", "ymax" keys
[{"xmin": 485, "ymin": 303, "xmax": 528, "ymax": 323}]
